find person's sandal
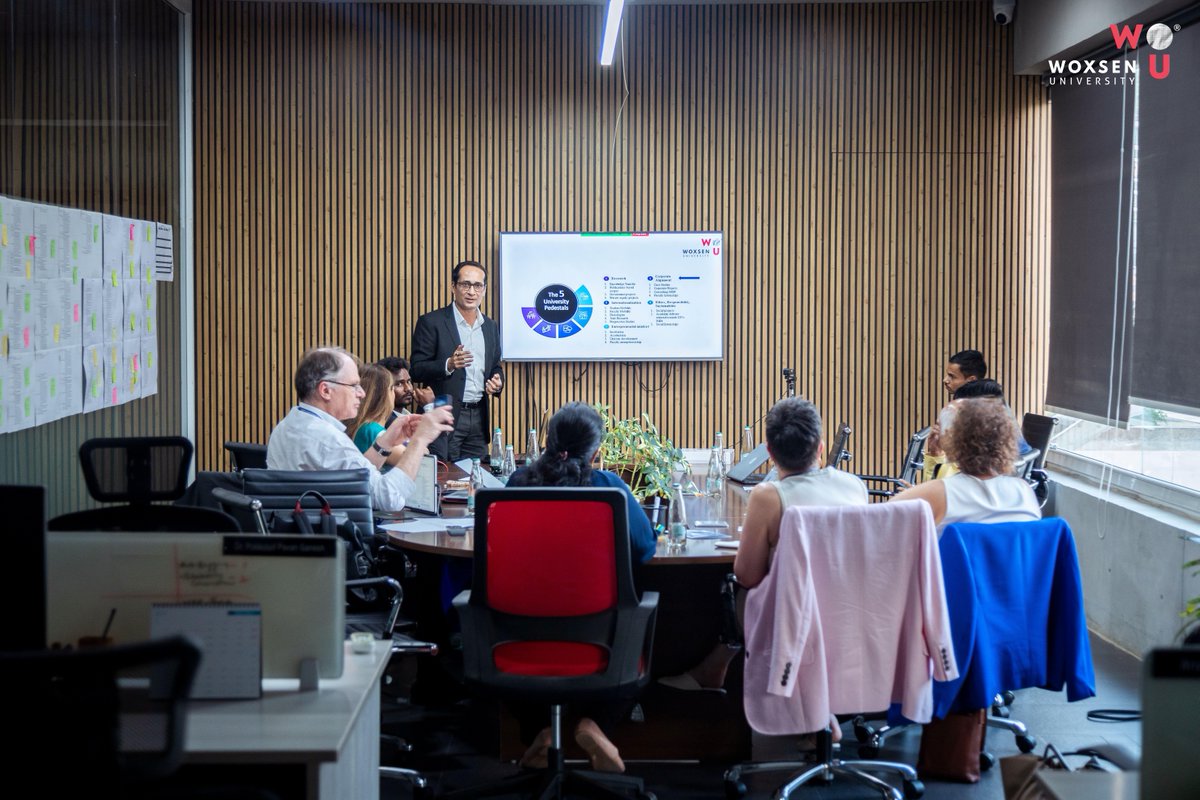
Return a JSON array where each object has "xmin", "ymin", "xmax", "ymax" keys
[{"xmin": 518, "ymin": 727, "xmax": 552, "ymax": 770}]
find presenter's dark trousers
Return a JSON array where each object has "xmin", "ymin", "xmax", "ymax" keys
[{"xmin": 448, "ymin": 402, "xmax": 486, "ymax": 462}]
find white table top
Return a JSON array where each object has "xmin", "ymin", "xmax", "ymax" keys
[
  {"xmin": 1036, "ymin": 770, "xmax": 1139, "ymax": 800},
  {"xmin": 183, "ymin": 639, "xmax": 391, "ymax": 764}
]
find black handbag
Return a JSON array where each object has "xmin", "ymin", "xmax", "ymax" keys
[{"xmin": 267, "ymin": 490, "xmax": 378, "ymax": 588}]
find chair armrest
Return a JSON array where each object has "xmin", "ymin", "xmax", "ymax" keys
[
  {"xmin": 211, "ymin": 487, "xmax": 268, "ymax": 534},
  {"xmin": 855, "ymin": 475, "xmax": 910, "ymax": 498},
  {"xmin": 349, "ymin": 576, "xmax": 404, "ymax": 635}
]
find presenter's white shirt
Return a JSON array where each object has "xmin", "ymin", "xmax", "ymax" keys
[
  {"xmin": 266, "ymin": 402, "xmax": 415, "ymax": 512},
  {"xmin": 940, "ymin": 473, "xmax": 1040, "ymax": 532},
  {"xmin": 453, "ymin": 304, "xmax": 487, "ymax": 404}
]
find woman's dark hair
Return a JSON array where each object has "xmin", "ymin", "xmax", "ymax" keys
[
  {"xmin": 509, "ymin": 402, "xmax": 603, "ymax": 487},
  {"xmin": 765, "ymin": 397, "xmax": 822, "ymax": 472},
  {"xmin": 953, "ymin": 378, "xmax": 1005, "ymax": 400}
]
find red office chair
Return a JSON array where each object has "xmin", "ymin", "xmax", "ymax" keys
[{"xmin": 445, "ymin": 487, "xmax": 660, "ymax": 800}]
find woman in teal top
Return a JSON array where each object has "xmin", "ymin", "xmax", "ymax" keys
[{"xmin": 347, "ymin": 364, "xmax": 397, "ymax": 468}]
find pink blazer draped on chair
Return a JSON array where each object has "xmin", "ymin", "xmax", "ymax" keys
[{"xmin": 743, "ymin": 500, "xmax": 957, "ymax": 734}]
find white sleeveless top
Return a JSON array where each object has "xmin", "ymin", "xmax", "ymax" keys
[
  {"xmin": 940, "ymin": 473, "xmax": 1040, "ymax": 531},
  {"xmin": 769, "ymin": 467, "xmax": 869, "ymax": 509}
]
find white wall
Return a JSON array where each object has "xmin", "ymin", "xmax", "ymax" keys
[{"xmin": 1052, "ymin": 472, "xmax": 1200, "ymax": 655}]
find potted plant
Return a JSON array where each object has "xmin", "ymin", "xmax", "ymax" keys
[{"xmin": 593, "ymin": 405, "xmax": 688, "ymax": 502}]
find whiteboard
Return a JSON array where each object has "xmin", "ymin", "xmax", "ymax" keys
[
  {"xmin": 46, "ymin": 532, "xmax": 345, "ymax": 680},
  {"xmin": 499, "ymin": 232, "xmax": 724, "ymax": 361}
]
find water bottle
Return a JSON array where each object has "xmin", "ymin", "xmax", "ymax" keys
[
  {"xmin": 466, "ymin": 458, "xmax": 483, "ymax": 515},
  {"xmin": 667, "ymin": 482, "xmax": 688, "ymax": 551},
  {"xmin": 713, "ymin": 431, "xmax": 724, "ymax": 452},
  {"xmin": 705, "ymin": 447, "xmax": 724, "ymax": 496},
  {"xmin": 526, "ymin": 427, "xmax": 540, "ymax": 464},
  {"xmin": 502, "ymin": 444, "xmax": 517, "ymax": 478},
  {"xmin": 741, "ymin": 426, "xmax": 755, "ymax": 459},
  {"xmin": 490, "ymin": 427, "xmax": 504, "ymax": 472}
]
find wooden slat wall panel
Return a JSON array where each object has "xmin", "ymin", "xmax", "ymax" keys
[
  {"xmin": 0, "ymin": 0, "xmax": 182, "ymax": 517},
  {"xmin": 195, "ymin": 1, "xmax": 1050, "ymax": 479}
]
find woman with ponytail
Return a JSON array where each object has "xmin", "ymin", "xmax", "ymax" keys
[
  {"xmin": 503, "ymin": 402, "xmax": 656, "ymax": 773},
  {"xmin": 506, "ymin": 402, "xmax": 655, "ymax": 563}
]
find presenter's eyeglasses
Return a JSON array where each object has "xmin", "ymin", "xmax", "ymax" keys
[{"xmin": 456, "ymin": 281, "xmax": 487, "ymax": 293}]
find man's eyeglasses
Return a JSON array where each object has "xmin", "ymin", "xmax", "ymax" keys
[
  {"xmin": 456, "ymin": 281, "xmax": 486, "ymax": 292},
  {"xmin": 324, "ymin": 379, "xmax": 363, "ymax": 391}
]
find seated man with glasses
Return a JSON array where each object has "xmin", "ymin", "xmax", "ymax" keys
[
  {"xmin": 267, "ymin": 347, "xmax": 455, "ymax": 511},
  {"xmin": 410, "ymin": 259, "xmax": 505, "ymax": 461}
]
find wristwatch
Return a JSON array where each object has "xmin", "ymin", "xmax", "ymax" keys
[{"xmin": 372, "ymin": 441, "xmax": 392, "ymax": 458}]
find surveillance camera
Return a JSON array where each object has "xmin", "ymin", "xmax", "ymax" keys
[{"xmin": 993, "ymin": 0, "xmax": 1015, "ymax": 25}]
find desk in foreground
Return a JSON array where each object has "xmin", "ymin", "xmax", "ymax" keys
[{"xmin": 178, "ymin": 639, "xmax": 390, "ymax": 800}]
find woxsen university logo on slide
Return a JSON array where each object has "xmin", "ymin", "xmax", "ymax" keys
[
  {"xmin": 1046, "ymin": 22, "xmax": 1177, "ymax": 86},
  {"xmin": 681, "ymin": 236, "xmax": 721, "ymax": 258}
]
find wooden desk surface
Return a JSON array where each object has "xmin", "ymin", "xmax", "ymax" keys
[{"xmin": 383, "ymin": 480, "xmax": 754, "ymax": 565}]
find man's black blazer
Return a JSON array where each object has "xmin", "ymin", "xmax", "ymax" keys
[{"xmin": 409, "ymin": 304, "xmax": 504, "ymax": 460}]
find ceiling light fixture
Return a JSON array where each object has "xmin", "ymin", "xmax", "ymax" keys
[{"xmin": 599, "ymin": 0, "xmax": 625, "ymax": 66}]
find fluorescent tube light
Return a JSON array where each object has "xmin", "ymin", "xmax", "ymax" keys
[{"xmin": 599, "ymin": 0, "xmax": 625, "ymax": 66}]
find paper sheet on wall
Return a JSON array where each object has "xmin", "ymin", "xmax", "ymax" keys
[
  {"xmin": 106, "ymin": 341, "xmax": 124, "ymax": 406},
  {"xmin": 123, "ymin": 279, "xmax": 142, "ymax": 339},
  {"xmin": 102, "ymin": 278, "xmax": 123, "ymax": 344},
  {"xmin": 137, "ymin": 219, "xmax": 156, "ymax": 280},
  {"xmin": 155, "ymin": 222, "xmax": 174, "ymax": 281},
  {"xmin": 72, "ymin": 211, "xmax": 103, "ymax": 281},
  {"xmin": 140, "ymin": 334, "xmax": 158, "ymax": 397},
  {"xmin": 141, "ymin": 275, "xmax": 157, "ymax": 336},
  {"xmin": 2, "ymin": 278, "xmax": 36, "ymax": 356},
  {"xmin": 81, "ymin": 278, "xmax": 103, "ymax": 346},
  {"xmin": 125, "ymin": 338, "xmax": 142, "ymax": 401},
  {"xmin": 35, "ymin": 346, "xmax": 82, "ymax": 424},
  {"xmin": 33, "ymin": 279, "xmax": 82, "ymax": 351},
  {"xmin": 83, "ymin": 343, "xmax": 105, "ymax": 413},
  {"xmin": 102, "ymin": 214, "xmax": 132, "ymax": 288},
  {"xmin": 33, "ymin": 204, "xmax": 71, "ymax": 281},
  {"xmin": 3, "ymin": 351, "xmax": 36, "ymax": 432},
  {"xmin": 0, "ymin": 196, "xmax": 35, "ymax": 281}
]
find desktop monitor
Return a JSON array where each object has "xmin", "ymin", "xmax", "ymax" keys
[
  {"xmin": 0, "ymin": 484, "xmax": 46, "ymax": 651},
  {"xmin": 45, "ymin": 531, "xmax": 345, "ymax": 680}
]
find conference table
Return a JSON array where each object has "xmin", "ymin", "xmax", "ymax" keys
[
  {"xmin": 383, "ymin": 478, "xmax": 753, "ymax": 564},
  {"xmin": 382, "ymin": 478, "xmax": 758, "ymax": 761}
]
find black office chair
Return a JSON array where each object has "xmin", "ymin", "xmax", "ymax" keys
[
  {"xmin": 826, "ymin": 421, "xmax": 853, "ymax": 469},
  {"xmin": 224, "ymin": 441, "xmax": 269, "ymax": 472},
  {"xmin": 49, "ymin": 437, "xmax": 240, "ymax": 532},
  {"xmin": 1021, "ymin": 412, "xmax": 1058, "ymax": 508},
  {"xmin": 1, "ymin": 635, "xmax": 201, "ymax": 792},
  {"xmin": 444, "ymin": 487, "xmax": 659, "ymax": 800},
  {"xmin": 855, "ymin": 427, "xmax": 932, "ymax": 498}
]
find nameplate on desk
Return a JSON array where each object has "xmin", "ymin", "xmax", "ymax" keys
[
  {"xmin": 151, "ymin": 602, "xmax": 262, "ymax": 700},
  {"xmin": 223, "ymin": 535, "xmax": 338, "ymax": 558}
]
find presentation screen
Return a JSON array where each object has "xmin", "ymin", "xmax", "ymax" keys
[{"xmin": 499, "ymin": 232, "xmax": 724, "ymax": 362}]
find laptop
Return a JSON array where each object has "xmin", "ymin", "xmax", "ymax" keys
[{"xmin": 404, "ymin": 454, "xmax": 441, "ymax": 515}]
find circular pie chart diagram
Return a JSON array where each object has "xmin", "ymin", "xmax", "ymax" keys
[{"xmin": 522, "ymin": 284, "xmax": 594, "ymax": 339}]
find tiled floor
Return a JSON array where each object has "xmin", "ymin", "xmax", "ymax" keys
[{"xmin": 381, "ymin": 633, "xmax": 1141, "ymax": 799}]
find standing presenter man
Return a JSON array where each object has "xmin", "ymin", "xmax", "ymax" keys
[{"xmin": 410, "ymin": 259, "xmax": 504, "ymax": 461}]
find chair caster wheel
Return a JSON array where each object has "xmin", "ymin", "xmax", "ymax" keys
[
  {"xmin": 993, "ymin": 704, "xmax": 1011, "ymax": 719},
  {"xmin": 638, "ymin": 792, "xmax": 657, "ymax": 800},
  {"xmin": 853, "ymin": 717, "xmax": 876, "ymax": 743},
  {"xmin": 1002, "ymin": 690, "xmax": 1016, "ymax": 706},
  {"xmin": 724, "ymin": 779, "xmax": 747, "ymax": 799},
  {"xmin": 980, "ymin": 751, "xmax": 996, "ymax": 771},
  {"xmin": 858, "ymin": 744, "xmax": 879, "ymax": 759},
  {"xmin": 1016, "ymin": 733, "xmax": 1037, "ymax": 753},
  {"xmin": 903, "ymin": 778, "xmax": 925, "ymax": 799}
]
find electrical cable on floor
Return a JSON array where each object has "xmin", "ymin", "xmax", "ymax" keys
[{"xmin": 1086, "ymin": 708, "xmax": 1141, "ymax": 722}]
